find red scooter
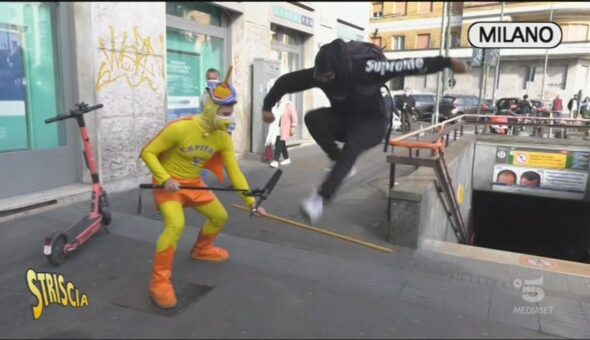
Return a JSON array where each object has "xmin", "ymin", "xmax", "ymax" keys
[{"xmin": 43, "ymin": 102, "xmax": 111, "ymax": 266}]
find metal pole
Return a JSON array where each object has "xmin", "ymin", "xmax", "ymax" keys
[
  {"xmin": 476, "ymin": 49, "xmax": 486, "ymax": 116},
  {"xmin": 540, "ymin": 3, "xmax": 554, "ymax": 101},
  {"xmin": 490, "ymin": 1, "xmax": 505, "ymax": 107},
  {"xmin": 433, "ymin": 2, "xmax": 448, "ymax": 126},
  {"xmin": 443, "ymin": 1, "xmax": 452, "ymax": 93}
]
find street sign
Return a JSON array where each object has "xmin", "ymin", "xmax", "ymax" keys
[
  {"xmin": 471, "ymin": 48, "xmax": 499, "ymax": 67},
  {"xmin": 471, "ymin": 48, "xmax": 483, "ymax": 67},
  {"xmin": 485, "ymin": 49, "xmax": 500, "ymax": 66}
]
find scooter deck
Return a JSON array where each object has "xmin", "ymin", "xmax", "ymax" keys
[{"xmin": 64, "ymin": 215, "xmax": 101, "ymax": 240}]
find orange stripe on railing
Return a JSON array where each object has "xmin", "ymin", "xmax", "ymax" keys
[{"xmin": 389, "ymin": 139, "xmax": 444, "ymax": 151}]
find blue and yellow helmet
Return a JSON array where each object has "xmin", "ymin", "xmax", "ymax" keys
[{"xmin": 205, "ymin": 66, "xmax": 238, "ymax": 106}]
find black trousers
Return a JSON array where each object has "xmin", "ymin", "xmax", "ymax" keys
[
  {"xmin": 304, "ymin": 107, "xmax": 386, "ymax": 202},
  {"xmin": 273, "ymin": 135, "xmax": 289, "ymax": 161}
]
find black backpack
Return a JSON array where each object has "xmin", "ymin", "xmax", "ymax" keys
[{"xmin": 341, "ymin": 40, "xmax": 388, "ymax": 96}]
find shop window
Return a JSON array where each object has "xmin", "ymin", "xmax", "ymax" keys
[
  {"xmin": 271, "ymin": 24, "xmax": 302, "ymax": 46},
  {"xmin": 0, "ymin": 3, "xmax": 64, "ymax": 153},
  {"xmin": 166, "ymin": 2, "xmax": 222, "ymax": 27},
  {"xmin": 166, "ymin": 28, "xmax": 224, "ymax": 119}
]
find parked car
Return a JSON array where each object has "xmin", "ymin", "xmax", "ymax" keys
[
  {"xmin": 531, "ymin": 100, "xmax": 549, "ymax": 117},
  {"xmin": 496, "ymin": 97, "xmax": 547, "ymax": 116},
  {"xmin": 495, "ymin": 97, "xmax": 520, "ymax": 115},
  {"xmin": 393, "ymin": 92, "xmax": 436, "ymax": 121},
  {"xmin": 438, "ymin": 95, "xmax": 482, "ymax": 120},
  {"xmin": 481, "ymin": 99, "xmax": 496, "ymax": 114}
]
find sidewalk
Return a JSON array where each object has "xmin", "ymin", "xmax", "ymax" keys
[{"xmin": 0, "ymin": 143, "xmax": 588, "ymax": 339}]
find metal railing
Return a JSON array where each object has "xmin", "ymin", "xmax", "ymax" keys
[{"xmin": 385, "ymin": 115, "xmax": 469, "ymax": 244}]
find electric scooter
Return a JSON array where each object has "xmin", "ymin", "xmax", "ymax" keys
[{"xmin": 43, "ymin": 102, "xmax": 112, "ymax": 266}]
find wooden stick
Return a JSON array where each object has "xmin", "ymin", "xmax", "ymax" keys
[{"xmin": 231, "ymin": 204, "xmax": 395, "ymax": 254}]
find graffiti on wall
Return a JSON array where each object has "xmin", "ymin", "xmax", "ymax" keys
[
  {"xmin": 233, "ymin": 53, "xmax": 242, "ymax": 92},
  {"xmin": 96, "ymin": 26, "xmax": 165, "ymax": 92}
]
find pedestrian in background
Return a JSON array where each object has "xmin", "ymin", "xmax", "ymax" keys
[
  {"xmin": 269, "ymin": 96, "xmax": 298, "ymax": 168},
  {"xmin": 552, "ymin": 94, "xmax": 563, "ymax": 117},
  {"xmin": 198, "ymin": 68, "xmax": 221, "ymax": 114}
]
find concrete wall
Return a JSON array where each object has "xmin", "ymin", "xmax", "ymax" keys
[
  {"xmin": 387, "ymin": 135, "xmax": 476, "ymax": 248},
  {"xmin": 91, "ymin": 2, "xmax": 167, "ymax": 184},
  {"xmin": 232, "ymin": 3, "xmax": 273, "ymax": 153}
]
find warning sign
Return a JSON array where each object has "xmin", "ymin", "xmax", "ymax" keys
[
  {"xmin": 457, "ymin": 184, "xmax": 464, "ymax": 205},
  {"xmin": 492, "ymin": 146, "xmax": 590, "ymax": 200},
  {"xmin": 512, "ymin": 151, "xmax": 567, "ymax": 169}
]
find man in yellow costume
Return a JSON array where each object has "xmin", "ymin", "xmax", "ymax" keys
[{"xmin": 140, "ymin": 69, "xmax": 265, "ymax": 309}]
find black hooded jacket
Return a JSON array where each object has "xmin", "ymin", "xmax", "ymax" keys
[{"xmin": 263, "ymin": 39, "xmax": 452, "ymax": 120}]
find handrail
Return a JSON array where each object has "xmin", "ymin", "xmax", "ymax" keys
[{"xmin": 390, "ymin": 115, "xmax": 464, "ymax": 142}]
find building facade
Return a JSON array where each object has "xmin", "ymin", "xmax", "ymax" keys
[
  {"xmin": 370, "ymin": 1, "xmax": 590, "ymax": 103},
  {"xmin": 0, "ymin": 2, "xmax": 369, "ymax": 201}
]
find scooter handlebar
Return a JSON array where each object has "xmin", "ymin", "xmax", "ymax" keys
[
  {"xmin": 45, "ymin": 114, "xmax": 70, "ymax": 124},
  {"xmin": 45, "ymin": 103, "xmax": 104, "ymax": 124},
  {"xmin": 84, "ymin": 104, "xmax": 104, "ymax": 112}
]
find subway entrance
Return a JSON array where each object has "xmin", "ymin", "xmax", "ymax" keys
[{"xmin": 472, "ymin": 190, "xmax": 590, "ymax": 264}]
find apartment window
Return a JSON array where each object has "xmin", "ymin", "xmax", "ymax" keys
[
  {"xmin": 393, "ymin": 35, "xmax": 405, "ymax": 50},
  {"xmin": 372, "ymin": 2, "xmax": 383, "ymax": 18},
  {"xmin": 451, "ymin": 31, "xmax": 461, "ymax": 48},
  {"xmin": 546, "ymin": 66, "xmax": 568, "ymax": 90},
  {"xmin": 394, "ymin": 2, "xmax": 407, "ymax": 16},
  {"xmin": 562, "ymin": 24, "xmax": 589, "ymax": 42},
  {"xmin": 371, "ymin": 36, "xmax": 382, "ymax": 48},
  {"xmin": 416, "ymin": 34, "xmax": 431, "ymax": 49},
  {"xmin": 418, "ymin": 1, "xmax": 433, "ymax": 13},
  {"xmin": 390, "ymin": 77, "xmax": 404, "ymax": 91},
  {"xmin": 523, "ymin": 66, "xmax": 536, "ymax": 89}
]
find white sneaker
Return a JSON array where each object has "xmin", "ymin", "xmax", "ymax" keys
[
  {"xmin": 300, "ymin": 190, "xmax": 323, "ymax": 224},
  {"xmin": 280, "ymin": 158, "xmax": 291, "ymax": 166},
  {"xmin": 269, "ymin": 160, "xmax": 279, "ymax": 168}
]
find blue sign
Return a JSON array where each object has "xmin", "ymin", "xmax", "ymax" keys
[{"xmin": 272, "ymin": 7, "xmax": 314, "ymax": 28}]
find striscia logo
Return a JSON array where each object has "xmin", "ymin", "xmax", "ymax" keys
[{"xmin": 365, "ymin": 58, "xmax": 425, "ymax": 76}]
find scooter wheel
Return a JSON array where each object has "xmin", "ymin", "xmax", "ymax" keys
[
  {"xmin": 100, "ymin": 204, "xmax": 112, "ymax": 226},
  {"xmin": 47, "ymin": 235, "xmax": 67, "ymax": 267}
]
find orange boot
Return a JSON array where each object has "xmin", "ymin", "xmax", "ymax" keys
[
  {"xmin": 191, "ymin": 231, "xmax": 229, "ymax": 262},
  {"xmin": 149, "ymin": 247, "xmax": 177, "ymax": 308}
]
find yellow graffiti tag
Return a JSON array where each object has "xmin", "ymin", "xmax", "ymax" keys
[{"xmin": 96, "ymin": 26, "xmax": 166, "ymax": 92}]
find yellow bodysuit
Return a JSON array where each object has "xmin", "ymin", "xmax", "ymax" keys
[
  {"xmin": 142, "ymin": 70, "xmax": 254, "ymax": 309},
  {"xmin": 141, "ymin": 98, "xmax": 255, "ymax": 252}
]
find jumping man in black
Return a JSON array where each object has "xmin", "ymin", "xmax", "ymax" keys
[{"xmin": 261, "ymin": 39, "xmax": 469, "ymax": 224}]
